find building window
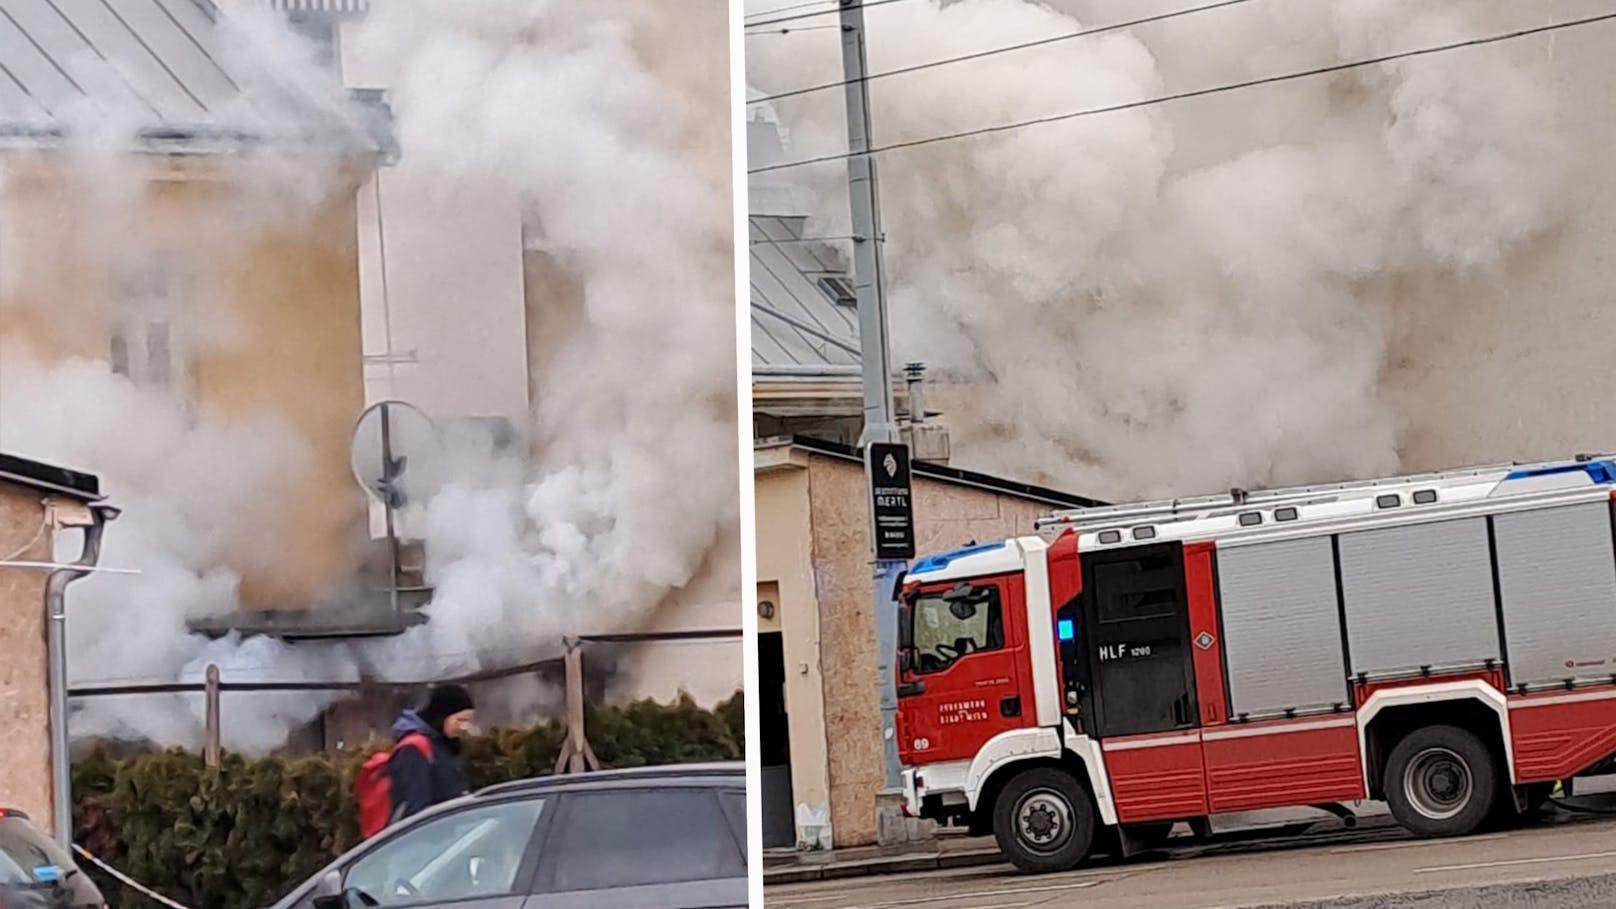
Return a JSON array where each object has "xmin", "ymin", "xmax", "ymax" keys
[
  {"xmin": 285, "ymin": 12, "xmax": 339, "ymax": 75},
  {"xmin": 109, "ymin": 257, "xmax": 184, "ymax": 392},
  {"xmin": 814, "ymin": 275, "xmax": 856, "ymax": 307}
]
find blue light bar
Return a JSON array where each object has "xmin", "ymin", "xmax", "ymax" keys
[{"xmin": 1057, "ymin": 618, "xmax": 1074, "ymax": 642}]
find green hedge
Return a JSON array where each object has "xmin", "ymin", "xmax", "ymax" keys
[{"xmin": 73, "ymin": 692, "xmax": 743, "ymax": 909}]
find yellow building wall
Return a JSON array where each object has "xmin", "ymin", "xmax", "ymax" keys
[{"xmin": 0, "ymin": 158, "xmax": 367, "ymax": 607}]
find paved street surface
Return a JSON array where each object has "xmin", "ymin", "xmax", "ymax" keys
[{"xmin": 765, "ymin": 815, "xmax": 1616, "ymax": 908}]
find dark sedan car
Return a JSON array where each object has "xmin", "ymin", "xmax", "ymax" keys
[
  {"xmin": 0, "ymin": 809, "xmax": 105, "ymax": 909},
  {"xmin": 271, "ymin": 763, "xmax": 748, "ymax": 909}
]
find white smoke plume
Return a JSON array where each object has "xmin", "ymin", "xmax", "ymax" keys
[
  {"xmin": 0, "ymin": 0, "xmax": 737, "ymax": 751},
  {"xmin": 746, "ymin": 0, "xmax": 1570, "ymax": 499}
]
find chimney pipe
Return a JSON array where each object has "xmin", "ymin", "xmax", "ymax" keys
[{"xmin": 904, "ymin": 362, "xmax": 926, "ymax": 426}]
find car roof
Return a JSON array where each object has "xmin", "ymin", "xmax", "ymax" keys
[{"xmin": 474, "ymin": 762, "xmax": 744, "ymax": 798}]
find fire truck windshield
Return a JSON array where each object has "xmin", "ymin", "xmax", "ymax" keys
[{"xmin": 905, "ymin": 582, "xmax": 1003, "ymax": 674}]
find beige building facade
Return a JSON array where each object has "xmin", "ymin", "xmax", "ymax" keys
[
  {"xmin": 754, "ymin": 437, "xmax": 1100, "ymax": 849},
  {"xmin": 0, "ymin": 158, "xmax": 374, "ymax": 608},
  {"xmin": 0, "ymin": 454, "xmax": 103, "ymax": 835}
]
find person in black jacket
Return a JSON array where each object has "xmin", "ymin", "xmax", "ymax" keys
[{"xmin": 388, "ymin": 684, "xmax": 477, "ymax": 824}]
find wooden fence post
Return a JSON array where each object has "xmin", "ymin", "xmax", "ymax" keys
[
  {"xmin": 204, "ymin": 664, "xmax": 221, "ymax": 769},
  {"xmin": 553, "ymin": 638, "xmax": 600, "ymax": 774}
]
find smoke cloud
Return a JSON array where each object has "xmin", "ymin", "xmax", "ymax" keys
[
  {"xmin": 0, "ymin": 0, "xmax": 737, "ymax": 751},
  {"xmin": 746, "ymin": 0, "xmax": 1570, "ymax": 499}
]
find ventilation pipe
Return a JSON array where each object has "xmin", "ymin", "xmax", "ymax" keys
[{"xmin": 904, "ymin": 362, "xmax": 927, "ymax": 426}]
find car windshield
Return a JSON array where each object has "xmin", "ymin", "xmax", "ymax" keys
[{"xmin": 908, "ymin": 583, "xmax": 1003, "ymax": 674}]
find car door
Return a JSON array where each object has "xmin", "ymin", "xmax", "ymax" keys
[
  {"xmin": 333, "ymin": 796, "xmax": 552, "ymax": 909},
  {"xmin": 523, "ymin": 784, "xmax": 748, "ymax": 909}
]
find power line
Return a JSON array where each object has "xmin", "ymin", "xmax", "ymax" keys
[
  {"xmin": 744, "ymin": 0, "xmax": 910, "ymax": 30},
  {"xmin": 750, "ymin": 10, "xmax": 1616, "ymax": 175},
  {"xmin": 750, "ymin": 0, "xmax": 1257, "ymax": 105},
  {"xmin": 746, "ymin": 25, "xmax": 841, "ymax": 37},
  {"xmin": 745, "ymin": 0, "xmax": 838, "ymax": 21}
]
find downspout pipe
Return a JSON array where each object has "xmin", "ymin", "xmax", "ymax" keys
[{"xmin": 46, "ymin": 504, "xmax": 118, "ymax": 851}]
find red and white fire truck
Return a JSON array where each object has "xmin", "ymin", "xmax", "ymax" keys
[{"xmin": 895, "ymin": 455, "xmax": 1616, "ymax": 872}]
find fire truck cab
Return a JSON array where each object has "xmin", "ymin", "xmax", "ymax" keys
[{"xmin": 896, "ymin": 455, "xmax": 1616, "ymax": 872}]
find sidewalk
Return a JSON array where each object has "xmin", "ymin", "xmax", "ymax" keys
[{"xmin": 763, "ymin": 832, "xmax": 1003, "ymax": 885}]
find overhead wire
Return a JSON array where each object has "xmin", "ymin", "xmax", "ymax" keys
[
  {"xmin": 744, "ymin": 0, "xmax": 911, "ymax": 30},
  {"xmin": 746, "ymin": 24, "xmax": 841, "ymax": 37},
  {"xmin": 749, "ymin": 0, "xmax": 1258, "ymax": 104},
  {"xmin": 745, "ymin": 0, "xmax": 840, "ymax": 21},
  {"xmin": 749, "ymin": 9, "xmax": 1616, "ymax": 175}
]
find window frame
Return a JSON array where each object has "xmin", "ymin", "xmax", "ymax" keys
[
  {"xmin": 906, "ymin": 580, "xmax": 1006, "ymax": 675},
  {"xmin": 107, "ymin": 255, "xmax": 186, "ymax": 395},
  {"xmin": 526, "ymin": 784, "xmax": 748, "ymax": 900},
  {"xmin": 337, "ymin": 794, "xmax": 554, "ymax": 907}
]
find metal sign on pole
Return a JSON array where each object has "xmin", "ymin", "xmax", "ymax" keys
[
  {"xmin": 866, "ymin": 442, "xmax": 915, "ymax": 561},
  {"xmin": 836, "ymin": 0, "xmax": 909, "ymax": 840}
]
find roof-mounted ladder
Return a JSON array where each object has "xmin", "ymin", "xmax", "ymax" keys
[{"xmin": 1035, "ymin": 454, "xmax": 1612, "ymax": 532}]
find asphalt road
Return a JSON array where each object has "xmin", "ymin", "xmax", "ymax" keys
[{"xmin": 764, "ymin": 814, "xmax": 1616, "ymax": 908}]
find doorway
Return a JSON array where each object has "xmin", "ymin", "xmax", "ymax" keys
[{"xmin": 760, "ymin": 629, "xmax": 795, "ymax": 847}]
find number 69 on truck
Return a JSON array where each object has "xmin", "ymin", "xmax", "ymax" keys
[{"xmin": 893, "ymin": 455, "xmax": 1616, "ymax": 873}]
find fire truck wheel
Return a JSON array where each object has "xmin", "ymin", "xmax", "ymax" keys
[
  {"xmin": 993, "ymin": 768, "xmax": 1095, "ymax": 874},
  {"xmin": 1384, "ymin": 725, "xmax": 1497, "ymax": 838}
]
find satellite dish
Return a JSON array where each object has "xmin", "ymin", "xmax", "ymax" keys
[{"xmin": 350, "ymin": 400, "xmax": 442, "ymax": 510}]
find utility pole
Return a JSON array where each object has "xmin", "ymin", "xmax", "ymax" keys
[{"xmin": 837, "ymin": 0, "xmax": 911, "ymax": 844}]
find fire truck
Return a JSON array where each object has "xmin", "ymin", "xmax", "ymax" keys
[{"xmin": 895, "ymin": 455, "xmax": 1616, "ymax": 872}]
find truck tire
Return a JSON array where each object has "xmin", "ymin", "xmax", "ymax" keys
[
  {"xmin": 992, "ymin": 768, "xmax": 1095, "ymax": 874},
  {"xmin": 1384, "ymin": 725, "xmax": 1497, "ymax": 838}
]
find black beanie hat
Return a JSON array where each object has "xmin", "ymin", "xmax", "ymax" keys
[{"xmin": 419, "ymin": 684, "xmax": 475, "ymax": 731}]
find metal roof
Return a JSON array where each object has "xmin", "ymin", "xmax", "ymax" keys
[
  {"xmin": 0, "ymin": 451, "xmax": 101, "ymax": 500},
  {"xmin": 758, "ymin": 435, "xmax": 1107, "ymax": 510},
  {"xmin": 0, "ymin": 0, "xmax": 387, "ymax": 155},
  {"xmin": 750, "ymin": 214, "xmax": 862, "ymax": 376}
]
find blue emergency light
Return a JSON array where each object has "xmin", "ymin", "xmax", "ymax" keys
[{"xmin": 1057, "ymin": 618, "xmax": 1075, "ymax": 642}]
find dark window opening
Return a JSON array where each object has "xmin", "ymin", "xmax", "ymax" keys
[
  {"xmin": 815, "ymin": 275, "xmax": 856, "ymax": 307},
  {"xmin": 286, "ymin": 12, "xmax": 338, "ymax": 72},
  {"xmin": 109, "ymin": 332, "xmax": 130, "ymax": 377},
  {"xmin": 1094, "ymin": 555, "xmax": 1180, "ymax": 623},
  {"xmin": 146, "ymin": 322, "xmax": 171, "ymax": 387}
]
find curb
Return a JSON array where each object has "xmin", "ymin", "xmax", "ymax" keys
[{"xmin": 764, "ymin": 849, "xmax": 1004, "ymax": 885}]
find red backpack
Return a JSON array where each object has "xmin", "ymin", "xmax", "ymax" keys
[{"xmin": 357, "ymin": 733, "xmax": 433, "ymax": 838}]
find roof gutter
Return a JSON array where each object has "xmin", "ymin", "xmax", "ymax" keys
[{"xmin": 46, "ymin": 503, "xmax": 118, "ymax": 850}]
